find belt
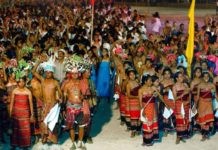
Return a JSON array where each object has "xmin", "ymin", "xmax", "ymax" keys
[{"xmin": 67, "ymin": 102, "xmax": 82, "ymax": 109}]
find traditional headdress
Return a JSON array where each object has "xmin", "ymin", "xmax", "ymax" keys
[
  {"xmin": 21, "ymin": 46, "xmax": 35, "ymax": 56},
  {"xmin": 64, "ymin": 54, "xmax": 91, "ymax": 73},
  {"xmin": 14, "ymin": 59, "xmax": 32, "ymax": 81},
  {"xmin": 39, "ymin": 56, "xmax": 56, "ymax": 73},
  {"xmin": 166, "ymin": 53, "xmax": 177, "ymax": 64}
]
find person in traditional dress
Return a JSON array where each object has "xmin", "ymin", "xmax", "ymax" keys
[
  {"xmin": 63, "ymin": 69, "xmax": 87, "ymax": 150},
  {"xmin": 30, "ymin": 74, "xmax": 44, "ymax": 143},
  {"xmin": 9, "ymin": 76, "xmax": 34, "ymax": 150},
  {"xmin": 126, "ymin": 68, "xmax": 141, "ymax": 137},
  {"xmin": 6, "ymin": 70, "xmax": 17, "ymax": 112},
  {"xmin": 197, "ymin": 71, "xmax": 216, "ymax": 141},
  {"xmin": 121, "ymin": 67, "xmax": 130, "ymax": 129},
  {"xmin": 161, "ymin": 68, "xmax": 175, "ymax": 136},
  {"xmin": 32, "ymin": 58, "xmax": 63, "ymax": 144},
  {"xmin": 190, "ymin": 67, "xmax": 202, "ymax": 131},
  {"xmin": 96, "ymin": 47, "xmax": 111, "ymax": 102},
  {"xmin": 80, "ymin": 69, "xmax": 95, "ymax": 144},
  {"xmin": 140, "ymin": 58, "xmax": 156, "ymax": 77},
  {"xmin": 138, "ymin": 74, "xmax": 159, "ymax": 146},
  {"xmin": 172, "ymin": 72, "xmax": 191, "ymax": 144}
]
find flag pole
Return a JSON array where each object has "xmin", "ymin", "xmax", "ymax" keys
[{"xmin": 90, "ymin": 2, "xmax": 94, "ymax": 47}]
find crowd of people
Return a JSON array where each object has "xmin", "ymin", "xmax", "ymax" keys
[{"xmin": 0, "ymin": 0, "xmax": 218, "ymax": 150}]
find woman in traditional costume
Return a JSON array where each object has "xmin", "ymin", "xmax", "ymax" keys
[
  {"xmin": 10, "ymin": 76, "xmax": 34, "ymax": 150},
  {"xmin": 172, "ymin": 72, "xmax": 191, "ymax": 144},
  {"xmin": 190, "ymin": 67, "xmax": 202, "ymax": 131},
  {"xmin": 96, "ymin": 46, "xmax": 111, "ymax": 102},
  {"xmin": 126, "ymin": 68, "xmax": 141, "ymax": 137},
  {"xmin": 6, "ymin": 70, "xmax": 17, "ymax": 114},
  {"xmin": 138, "ymin": 75, "xmax": 159, "ymax": 146},
  {"xmin": 197, "ymin": 71, "xmax": 216, "ymax": 141},
  {"xmin": 161, "ymin": 68, "xmax": 175, "ymax": 136}
]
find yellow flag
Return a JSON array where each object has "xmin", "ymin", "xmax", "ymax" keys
[{"xmin": 185, "ymin": 0, "xmax": 195, "ymax": 77}]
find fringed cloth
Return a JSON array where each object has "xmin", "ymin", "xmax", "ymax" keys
[
  {"xmin": 175, "ymin": 90, "xmax": 190, "ymax": 138},
  {"xmin": 65, "ymin": 102, "xmax": 85, "ymax": 130},
  {"xmin": 141, "ymin": 95, "xmax": 159, "ymax": 145},
  {"xmin": 11, "ymin": 94, "xmax": 31, "ymax": 148},
  {"xmin": 197, "ymin": 90, "xmax": 214, "ymax": 133}
]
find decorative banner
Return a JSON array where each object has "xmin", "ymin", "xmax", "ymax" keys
[{"xmin": 185, "ymin": 0, "xmax": 196, "ymax": 77}]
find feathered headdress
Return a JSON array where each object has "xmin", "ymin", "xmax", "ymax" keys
[
  {"xmin": 13, "ymin": 59, "xmax": 32, "ymax": 81},
  {"xmin": 21, "ymin": 46, "xmax": 35, "ymax": 56},
  {"xmin": 64, "ymin": 54, "xmax": 91, "ymax": 73},
  {"xmin": 40, "ymin": 56, "xmax": 56, "ymax": 73}
]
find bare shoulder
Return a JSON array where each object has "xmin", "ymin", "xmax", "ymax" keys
[
  {"xmin": 138, "ymin": 87, "xmax": 142, "ymax": 94},
  {"xmin": 54, "ymin": 79, "xmax": 60, "ymax": 86},
  {"xmin": 64, "ymin": 81, "xmax": 72, "ymax": 91},
  {"xmin": 12, "ymin": 88, "xmax": 19, "ymax": 93},
  {"xmin": 25, "ymin": 88, "xmax": 32, "ymax": 93},
  {"xmin": 198, "ymin": 82, "xmax": 204, "ymax": 88}
]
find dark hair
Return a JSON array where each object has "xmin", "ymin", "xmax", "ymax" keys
[
  {"xmin": 17, "ymin": 76, "xmax": 27, "ymax": 83},
  {"xmin": 155, "ymin": 64, "xmax": 163, "ymax": 72},
  {"xmin": 174, "ymin": 71, "xmax": 182, "ymax": 82},
  {"xmin": 162, "ymin": 67, "xmax": 172, "ymax": 76},
  {"xmin": 177, "ymin": 65, "xmax": 187, "ymax": 75},
  {"xmin": 153, "ymin": 12, "xmax": 160, "ymax": 18},
  {"xmin": 141, "ymin": 74, "xmax": 152, "ymax": 85},
  {"xmin": 200, "ymin": 61, "xmax": 208, "ymax": 68},
  {"xmin": 202, "ymin": 71, "xmax": 213, "ymax": 82},
  {"xmin": 126, "ymin": 68, "xmax": 136, "ymax": 76},
  {"xmin": 152, "ymin": 75, "xmax": 159, "ymax": 82},
  {"xmin": 193, "ymin": 67, "xmax": 202, "ymax": 77}
]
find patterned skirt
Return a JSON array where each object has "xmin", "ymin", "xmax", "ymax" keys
[
  {"xmin": 175, "ymin": 100, "xmax": 190, "ymax": 137},
  {"xmin": 142, "ymin": 102, "xmax": 159, "ymax": 145},
  {"xmin": 11, "ymin": 94, "xmax": 31, "ymax": 148},
  {"xmin": 129, "ymin": 98, "xmax": 140, "ymax": 120},
  {"xmin": 197, "ymin": 98, "xmax": 214, "ymax": 131}
]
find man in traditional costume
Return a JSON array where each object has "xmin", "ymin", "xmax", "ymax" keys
[
  {"xmin": 32, "ymin": 57, "xmax": 63, "ymax": 144},
  {"xmin": 63, "ymin": 55, "xmax": 90, "ymax": 150}
]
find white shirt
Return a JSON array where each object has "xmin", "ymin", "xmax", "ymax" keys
[{"xmin": 54, "ymin": 60, "xmax": 65, "ymax": 83}]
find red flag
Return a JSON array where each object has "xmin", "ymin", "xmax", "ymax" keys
[{"xmin": 90, "ymin": 0, "xmax": 95, "ymax": 6}]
